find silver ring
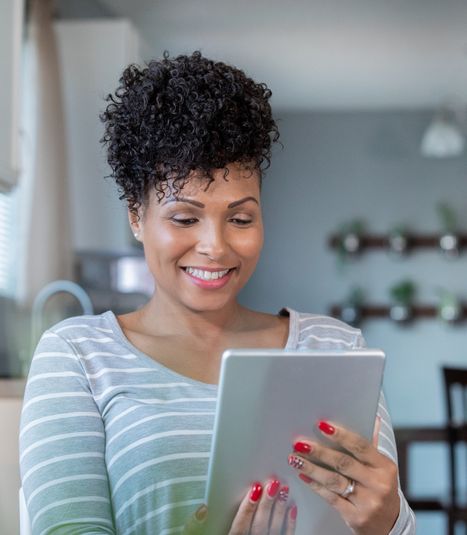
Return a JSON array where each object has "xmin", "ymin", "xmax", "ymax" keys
[{"xmin": 340, "ymin": 479, "xmax": 355, "ymax": 498}]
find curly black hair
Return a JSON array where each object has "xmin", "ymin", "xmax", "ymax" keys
[{"xmin": 100, "ymin": 50, "xmax": 280, "ymax": 218}]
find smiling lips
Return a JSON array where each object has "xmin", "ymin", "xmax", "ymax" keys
[{"xmin": 182, "ymin": 266, "xmax": 236, "ymax": 288}]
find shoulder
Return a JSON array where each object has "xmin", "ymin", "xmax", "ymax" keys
[
  {"xmin": 29, "ymin": 312, "xmax": 125, "ymax": 377},
  {"xmin": 42, "ymin": 312, "xmax": 114, "ymax": 342},
  {"xmin": 32, "ymin": 311, "xmax": 118, "ymax": 360},
  {"xmin": 281, "ymin": 307, "xmax": 366, "ymax": 349}
]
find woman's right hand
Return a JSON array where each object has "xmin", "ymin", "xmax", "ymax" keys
[{"xmin": 182, "ymin": 479, "xmax": 297, "ymax": 535}]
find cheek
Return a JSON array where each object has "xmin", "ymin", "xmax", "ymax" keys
[
  {"xmin": 235, "ymin": 228, "xmax": 264, "ymax": 259},
  {"xmin": 145, "ymin": 227, "xmax": 190, "ymax": 260}
]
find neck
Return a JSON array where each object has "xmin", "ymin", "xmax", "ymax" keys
[{"xmin": 135, "ymin": 292, "xmax": 247, "ymax": 341}]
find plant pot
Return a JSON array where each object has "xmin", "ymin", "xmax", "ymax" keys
[
  {"xmin": 342, "ymin": 232, "xmax": 361, "ymax": 255},
  {"xmin": 439, "ymin": 233, "xmax": 459, "ymax": 258},
  {"xmin": 389, "ymin": 304, "xmax": 413, "ymax": 323},
  {"xmin": 340, "ymin": 305, "xmax": 361, "ymax": 326},
  {"xmin": 388, "ymin": 232, "xmax": 409, "ymax": 255},
  {"xmin": 438, "ymin": 302, "xmax": 462, "ymax": 323}
]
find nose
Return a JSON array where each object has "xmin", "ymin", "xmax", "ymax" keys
[{"xmin": 196, "ymin": 221, "xmax": 230, "ymax": 261}]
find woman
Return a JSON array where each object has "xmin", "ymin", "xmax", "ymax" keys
[{"xmin": 20, "ymin": 51, "xmax": 415, "ymax": 534}]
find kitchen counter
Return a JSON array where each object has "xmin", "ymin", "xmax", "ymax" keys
[{"xmin": 0, "ymin": 379, "xmax": 26, "ymax": 398}]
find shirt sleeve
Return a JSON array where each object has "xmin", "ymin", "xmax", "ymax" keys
[
  {"xmin": 19, "ymin": 331, "xmax": 116, "ymax": 534},
  {"xmin": 353, "ymin": 332, "xmax": 416, "ymax": 535}
]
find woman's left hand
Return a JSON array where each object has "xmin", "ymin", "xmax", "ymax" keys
[{"xmin": 287, "ymin": 419, "xmax": 400, "ymax": 535}]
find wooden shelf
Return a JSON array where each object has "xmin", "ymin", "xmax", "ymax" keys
[
  {"xmin": 328, "ymin": 233, "xmax": 467, "ymax": 251},
  {"xmin": 330, "ymin": 305, "xmax": 467, "ymax": 321}
]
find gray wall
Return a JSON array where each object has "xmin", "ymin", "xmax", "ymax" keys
[{"xmin": 239, "ymin": 111, "xmax": 467, "ymax": 531}]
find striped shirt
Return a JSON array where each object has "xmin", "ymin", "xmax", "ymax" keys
[{"xmin": 19, "ymin": 307, "xmax": 415, "ymax": 534}]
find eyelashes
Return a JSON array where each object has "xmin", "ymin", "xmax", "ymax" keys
[{"xmin": 170, "ymin": 218, "xmax": 253, "ymax": 226}]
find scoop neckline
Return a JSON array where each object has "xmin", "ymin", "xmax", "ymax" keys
[{"xmin": 103, "ymin": 307, "xmax": 298, "ymax": 389}]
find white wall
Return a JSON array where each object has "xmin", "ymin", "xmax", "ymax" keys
[{"xmin": 55, "ymin": 19, "xmax": 141, "ymax": 253}]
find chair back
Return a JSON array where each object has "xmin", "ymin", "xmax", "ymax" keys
[
  {"xmin": 19, "ymin": 487, "xmax": 31, "ymax": 535},
  {"xmin": 442, "ymin": 367, "xmax": 467, "ymax": 508}
]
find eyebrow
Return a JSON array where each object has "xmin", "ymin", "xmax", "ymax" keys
[{"xmin": 161, "ymin": 196, "xmax": 259, "ymax": 209}]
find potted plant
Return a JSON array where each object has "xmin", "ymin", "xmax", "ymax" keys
[
  {"xmin": 437, "ymin": 202, "xmax": 460, "ymax": 258},
  {"xmin": 437, "ymin": 289, "xmax": 462, "ymax": 324},
  {"xmin": 388, "ymin": 224, "xmax": 410, "ymax": 256},
  {"xmin": 340, "ymin": 286, "xmax": 365, "ymax": 326},
  {"xmin": 336, "ymin": 219, "xmax": 366, "ymax": 263},
  {"xmin": 389, "ymin": 280, "xmax": 416, "ymax": 323}
]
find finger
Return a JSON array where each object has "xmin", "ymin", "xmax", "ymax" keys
[
  {"xmin": 288, "ymin": 453, "xmax": 357, "ymax": 499},
  {"xmin": 228, "ymin": 482, "xmax": 263, "ymax": 535},
  {"xmin": 249, "ymin": 479, "xmax": 280, "ymax": 535},
  {"xmin": 372, "ymin": 415, "xmax": 381, "ymax": 447},
  {"xmin": 292, "ymin": 439, "xmax": 365, "ymax": 483},
  {"xmin": 317, "ymin": 420, "xmax": 381, "ymax": 466},
  {"xmin": 284, "ymin": 504, "xmax": 298, "ymax": 535},
  {"xmin": 182, "ymin": 504, "xmax": 208, "ymax": 535},
  {"xmin": 269, "ymin": 485, "xmax": 290, "ymax": 534}
]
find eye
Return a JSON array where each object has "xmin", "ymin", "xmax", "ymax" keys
[
  {"xmin": 171, "ymin": 217, "xmax": 198, "ymax": 226},
  {"xmin": 230, "ymin": 218, "xmax": 253, "ymax": 226}
]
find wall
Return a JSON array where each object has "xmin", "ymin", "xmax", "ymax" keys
[{"xmin": 239, "ymin": 110, "xmax": 467, "ymax": 534}]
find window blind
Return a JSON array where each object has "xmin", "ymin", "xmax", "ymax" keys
[{"xmin": 0, "ymin": 191, "xmax": 14, "ymax": 296}]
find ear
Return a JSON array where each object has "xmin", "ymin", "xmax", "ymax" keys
[{"xmin": 128, "ymin": 210, "xmax": 143, "ymax": 242}]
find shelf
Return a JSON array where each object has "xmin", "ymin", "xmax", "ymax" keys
[
  {"xmin": 328, "ymin": 233, "xmax": 467, "ymax": 251},
  {"xmin": 330, "ymin": 305, "xmax": 467, "ymax": 322}
]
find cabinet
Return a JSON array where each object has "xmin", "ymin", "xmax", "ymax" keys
[{"xmin": 55, "ymin": 19, "xmax": 142, "ymax": 252}]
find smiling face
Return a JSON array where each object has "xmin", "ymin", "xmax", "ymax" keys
[{"xmin": 130, "ymin": 163, "xmax": 264, "ymax": 314}]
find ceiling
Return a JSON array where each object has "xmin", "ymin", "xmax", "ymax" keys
[{"xmin": 98, "ymin": 0, "xmax": 467, "ymax": 111}]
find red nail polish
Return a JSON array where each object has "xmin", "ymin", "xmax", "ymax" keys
[
  {"xmin": 278, "ymin": 485, "xmax": 289, "ymax": 502},
  {"xmin": 299, "ymin": 473, "xmax": 313, "ymax": 484},
  {"xmin": 293, "ymin": 441, "xmax": 312, "ymax": 454},
  {"xmin": 318, "ymin": 420, "xmax": 335, "ymax": 435},
  {"xmin": 267, "ymin": 479, "xmax": 281, "ymax": 498},
  {"xmin": 249, "ymin": 482, "xmax": 263, "ymax": 503},
  {"xmin": 290, "ymin": 504, "xmax": 298, "ymax": 520}
]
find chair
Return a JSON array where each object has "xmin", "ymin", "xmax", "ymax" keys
[
  {"xmin": 443, "ymin": 367, "xmax": 467, "ymax": 535},
  {"xmin": 19, "ymin": 487, "xmax": 31, "ymax": 535}
]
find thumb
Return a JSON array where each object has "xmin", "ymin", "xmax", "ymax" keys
[{"xmin": 182, "ymin": 504, "xmax": 208, "ymax": 535}]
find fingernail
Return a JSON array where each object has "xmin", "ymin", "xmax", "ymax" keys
[
  {"xmin": 290, "ymin": 504, "xmax": 298, "ymax": 521},
  {"xmin": 299, "ymin": 473, "xmax": 313, "ymax": 484},
  {"xmin": 278, "ymin": 485, "xmax": 289, "ymax": 502},
  {"xmin": 293, "ymin": 441, "xmax": 312, "ymax": 454},
  {"xmin": 195, "ymin": 504, "xmax": 208, "ymax": 522},
  {"xmin": 318, "ymin": 420, "xmax": 335, "ymax": 435},
  {"xmin": 288, "ymin": 454, "xmax": 304, "ymax": 469},
  {"xmin": 249, "ymin": 482, "xmax": 263, "ymax": 503},
  {"xmin": 267, "ymin": 479, "xmax": 281, "ymax": 498}
]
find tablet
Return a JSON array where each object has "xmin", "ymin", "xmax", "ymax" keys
[{"xmin": 204, "ymin": 348, "xmax": 385, "ymax": 535}]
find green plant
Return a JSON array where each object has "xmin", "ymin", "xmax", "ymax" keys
[
  {"xmin": 346, "ymin": 286, "xmax": 365, "ymax": 306},
  {"xmin": 389, "ymin": 280, "xmax": 416, "ymax": 305},
  {"xmin": 437, "ymin": 202, "xmax": 457, "ymax": 233}
]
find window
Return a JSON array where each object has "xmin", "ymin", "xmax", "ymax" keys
[{"xmin": 0, "ymin": 189, "xmax": 17, "ymax": 297}]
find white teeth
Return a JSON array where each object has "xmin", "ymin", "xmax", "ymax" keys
[{"xmin": 185, "ymin": 267, "xmax": 231, "ymax": 280}]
